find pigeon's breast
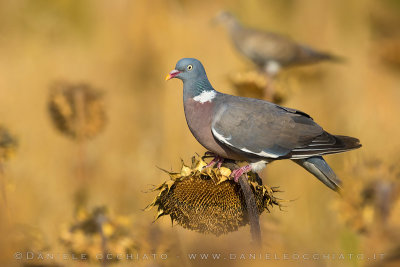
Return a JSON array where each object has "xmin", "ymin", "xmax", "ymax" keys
[{"xmin": 184, "ymin": 98, "xmax": 244, "ymax": 160}]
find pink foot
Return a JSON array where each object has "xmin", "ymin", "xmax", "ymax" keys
[
  {"xmin": 216, "ymin": 160, "xmax": 223, "ymax": 169},
  {"xmin": 206, "ymin": 155, "xmax": 224, "ymax": 169},
  {"xmin": 231, "ymin": 165, "xmax": 252, "ymax": 182}
]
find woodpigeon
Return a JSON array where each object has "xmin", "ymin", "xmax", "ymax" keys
[
  {"xmin": 166, "ymin": 58, "xmax": 361, "ymax": 192},
  {"xmin": 215, "ymin": 11, "xmax": 341, "ymax": 76}
]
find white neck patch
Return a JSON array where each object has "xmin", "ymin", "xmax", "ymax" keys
[{"xmin": 193, "ymin": 90, "xmax": 216, "ymax": 104}]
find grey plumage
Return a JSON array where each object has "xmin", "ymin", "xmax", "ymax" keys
[
  {"xmin": 215, "ymin": 11, "xmax": 342, "ymax": 75},
  {"xmin": 211, "ymin": 97, "xmax": 359, "ymax": 160},
  {"xmin": 166, "ymin": 58, "xmax": 361, "ymax": 191}
]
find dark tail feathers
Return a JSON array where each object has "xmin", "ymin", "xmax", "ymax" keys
[
  {"xmin": 334, "ymin": 135, "xmax": 362, "ymax": 151},
  {"xmin": 290, "ymin": 134, "xmax": 361, "ymax": 158},
  {"xmin": 299, "ymin": 45, "xmax": 345, "ymax": 63}
]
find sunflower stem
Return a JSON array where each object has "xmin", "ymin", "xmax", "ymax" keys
[
  {"xmin": 0, "ymin": 162, "xmax": 11, "ymax": 224},
  {"xmin": 238, "ymin": 174, "xmax": 262, "ymax": 247},
  {"xmin": 223, "ymin": 161, "xmax": 262, "ymax": 247}
]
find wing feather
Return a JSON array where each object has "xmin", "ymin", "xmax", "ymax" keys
[{"xmin": 211, "ymin": 95, "xmax": 323, "ymax": 159}]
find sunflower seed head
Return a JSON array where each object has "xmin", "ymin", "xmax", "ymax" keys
[{"xmin": 147, "ymin": 155, "xmax": 282, "ymax": 236}]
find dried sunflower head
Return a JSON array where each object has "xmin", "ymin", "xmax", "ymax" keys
[
  {"xmin": 48, "ymin": 81, "xmax": 106, "ymax": 141},
  {"xmin": 229, "ymin": 71, "xmax": 288, "ymax": 104},
  {"xmin": 0, "ymin": 125, "xmax": 18, "ymax": 161},
  {"xmin": 146, "ymin": 156, "xmax": 281, "ymax": 236}
]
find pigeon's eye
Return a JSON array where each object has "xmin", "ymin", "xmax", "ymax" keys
[{"xmin": 187, "ymin": 65, "xmax": 193, "ymax": 71}]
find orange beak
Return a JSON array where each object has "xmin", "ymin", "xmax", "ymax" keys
[{"xmin": 165, "ymin": 70, "xmax": 181, "ymax": 81}]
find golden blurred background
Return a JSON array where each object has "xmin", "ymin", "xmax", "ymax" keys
[{"xmin": 1, "ymin": 0, "xmax": 400, "ymax": 266}]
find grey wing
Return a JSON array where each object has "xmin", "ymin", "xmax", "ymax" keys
[{"xmin": 211, "ymin": 97, "xmax": 323, "ymax": 159}]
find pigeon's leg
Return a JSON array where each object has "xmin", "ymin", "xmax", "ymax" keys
[
  {"xmin": 205, "ymin": 154, "xmax": 224, "ymax": 169},
  {"xmin": 216, "ymin": 158, "xmax": 224, "ymax": 169},
  {"xmin": 231, "ymin": 165, "xmax": 253, "ymax": 182},
  {"xmin": 264, "ymin": 77, "xmax": 275, "ymax": 100},
  {"xmin": 263, "ymin": 61, "xmax": 280, "ymax": 100}
]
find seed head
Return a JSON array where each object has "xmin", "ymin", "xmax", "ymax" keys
[
  {"xmin": 48, "ymin": 81, "xmax": 107, "ymax": 141},
  {"xmin": 147, "ymin": 156, "xmax": 281, "ymax": 236}
]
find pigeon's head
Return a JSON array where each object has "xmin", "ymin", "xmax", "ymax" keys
[
  {"xmin": 213, "ymin": 11, "xmax": 239, "ymax": 30},
  {"xmin": 166, "ymin": 58, "xmax": 207, "ymax": 82}
]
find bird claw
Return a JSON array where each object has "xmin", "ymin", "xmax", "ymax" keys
[
  {"xmin": 230, "ymin": 165, "xmax": 252, "ymax": 182},
  {"xmin": 205, "ymin": 155, "xmax": 224, "ymax": 169},
  {"xmin": 216, "ymin": 161, "xmax": 223, "ymax": 169}
]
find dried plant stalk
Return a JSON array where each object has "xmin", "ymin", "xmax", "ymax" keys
[{"xmin": 0, "ymin": 125, "xmax": 18, "ymax": 221}]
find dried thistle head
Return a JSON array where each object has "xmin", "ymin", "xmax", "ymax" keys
[
  {"xmin": 147, "ymin": 156, "xmax": 281, "ymax": 236},
  {"xmin": 60, "ymin": 206, "xmax": 137, "ymax": 263},
  {"xmin": 0, "ymin": 125, "xmax": 18, "ymax": 161},
  {"xmin": 48, "ymin": 81, "xmax": 106, "ymax": 141},
  {"xmin": 229, "ymin": 71, "xmax": 288, "ymax": 104},
  {"xmin": 333, "ymin": 157, "xmax": 400, "ymax": 235}
]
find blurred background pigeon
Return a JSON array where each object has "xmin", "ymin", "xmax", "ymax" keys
[{"xmin": 214, "ymin": 11, "xmax": 342, "ymax": 78}]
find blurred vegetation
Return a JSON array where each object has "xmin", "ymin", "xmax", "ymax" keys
[
  {"xmin": 59, "ymin": 206, "xmax": 137, "ymax": 264},
  {"xmin": 48, "ymin": 81, "xmax": 107, "ymax": 141},
  {"xmin": 0, "ymin": 0, "xmax": 399, "ymax": 266},
  {"xmin": 0, "ymin": 126, "xmax": 18, "ymax": 161}
]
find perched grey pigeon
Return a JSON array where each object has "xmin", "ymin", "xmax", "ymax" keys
[
  {"xmin": 166, "ymin": 58, "xmax": 361, "ymax": 192},
  {"xmin": 215, "ymin": 11, "xmax": 341, "ymax": 76}
]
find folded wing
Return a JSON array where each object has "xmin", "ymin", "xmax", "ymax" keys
[{"xmin": 211, "ymin": 95, "xmax": 360, "ymax": 159}]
